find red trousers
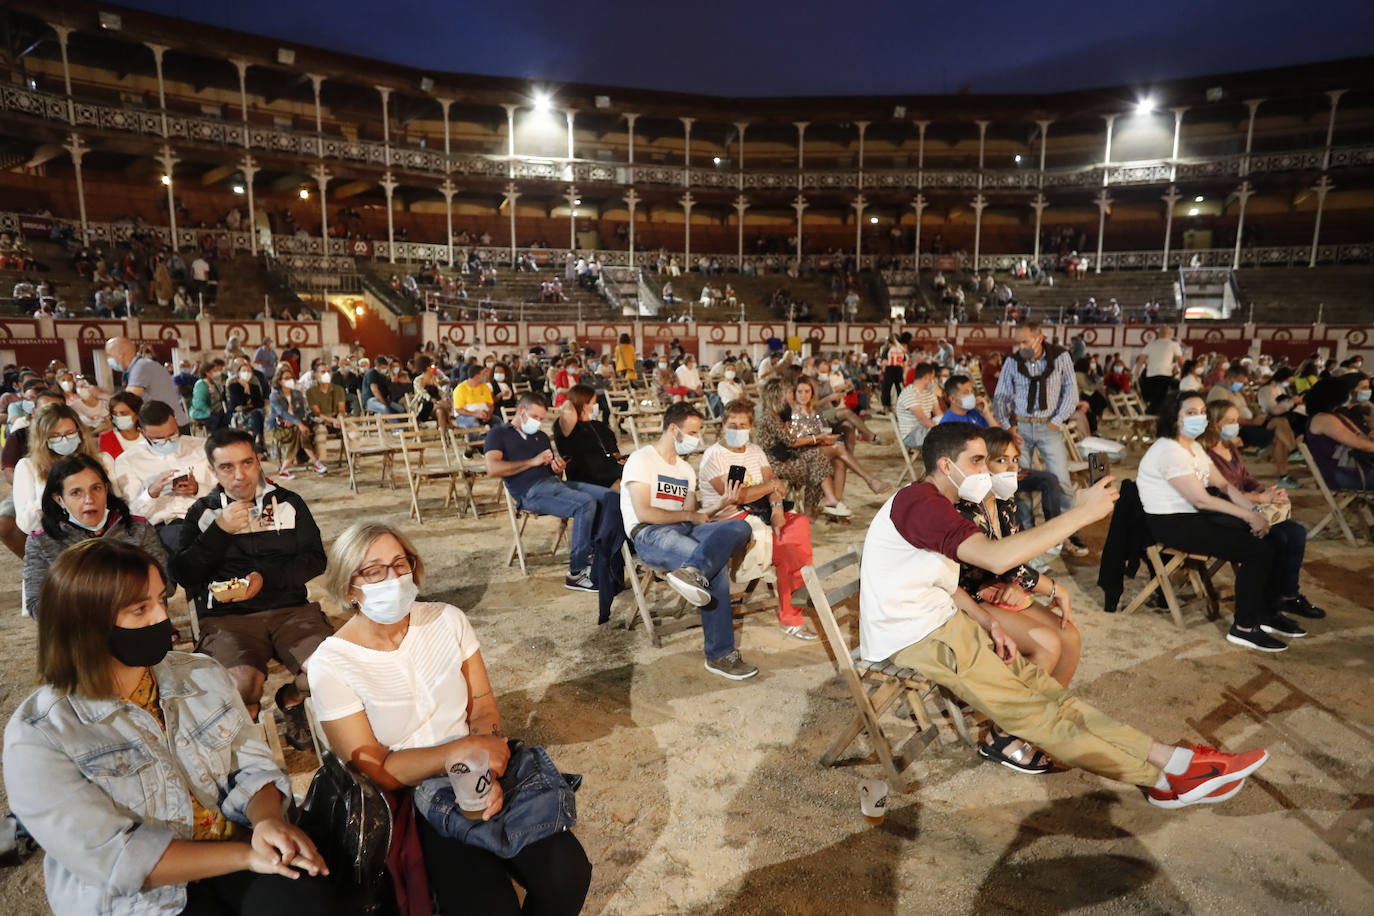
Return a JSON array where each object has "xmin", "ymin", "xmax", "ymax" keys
[{"xmin": 772, "ymin": 512, "xmax": 813, "ymax": 626}]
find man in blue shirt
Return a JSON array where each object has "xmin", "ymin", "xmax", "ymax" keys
[
  {"xmin": 484, "ymin": 393, "xmax": 608, "ymax": 591},
  {"xmin": 939, "ymin": 375, "xmax": 996, "ymax": 428}
]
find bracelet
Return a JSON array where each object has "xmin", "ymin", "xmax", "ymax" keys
[{"xmin": 1047, "ymin": 581, "xmax": 1057, "ymax": 602}]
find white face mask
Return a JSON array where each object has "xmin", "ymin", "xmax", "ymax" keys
[
  {"xmin": 959, "ymin": 394, "xmax": 977, "ymax": 411},
  {"xmin": 723, "ymin": 427, "xmax": 750, "ymax": 448},
  {"xmin": 59, "ymin": 380, "xmax": 73, "ymax": 392},
  {"xmin": 356, "ymin": 573, "xmax": 418, "ymax": 625},
  {"xmin": 493, "ymin": 372, "xmax": 505, "ymax": 382},
  {"xmin": 990, "ymin": 471, "xmax": 1019, "ymax": 500},
  {"xmin": 66, "ymin": 506, "xmax": 111, "ymax": 532},
  {"xmin": 48, "ymin": 432, "xmax": 81, "ymax": 456},
  {"xmin": 946, "ymin": 461, "xmax": 993, "ymax": 503},
  {"xmin": 520, "ymin": 416, "xmax": 542, "ymax": 436},
  {"xmin": 282, "ymin": 378, "xmax": 295, "ymax": 390},
  {"xmin": 238, "ymin": 370, "xmax": 252, "ymax": 383},
  {"xmin": 113, "ymin": 414, "xmax": 135, "ymax": 431},
  {"xmin": 319, "ymin": 372, "xmax": 332, "ymax": 385},
  {"xmin": 674, "ymin": 431, "xmax": 700, "ymax": 455},
  {"xmin": 723, "ymin": 369, "xmax": 736, "ymax": 380}
]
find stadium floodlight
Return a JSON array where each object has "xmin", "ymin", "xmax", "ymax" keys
[
  {"xmin": 1195, "ymin": 195, "xmax": 1204, "ymax": 202},
  {"xmin": 869, "ymin": 216, "xmax": 878, "ymax": 224},
  {"xmin": 1014, "ymin": 154, "xmax": 1022, "ymax": 164},
  {"xmin": 1188, "ymin": 207, "xmax": 1200, "ymax": 216},
  {"xmin": 533, "ymin": 92, "xmax": 552, "ymax": 112},
  {"xmin": 1136, "ymin": 97, "xmax": 1155, "ymax": 114},
  {"xmin": 232, "ymin": 184, "xmax": 245, "ymax": 195},
  {"xmin": 713, "ymin": 156, "xmax": 722, "ymax": 166},
  {"xmin": 299, "ymin": 188, "xmax": 310, "ymax": 200}
]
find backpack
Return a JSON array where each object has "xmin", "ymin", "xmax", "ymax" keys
[{"xmin": 298, "ymin": 750, "xmax": 396, "ymax": 915}]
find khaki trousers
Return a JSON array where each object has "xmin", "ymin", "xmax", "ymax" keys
[{"xmin": 892, "ymin": 611, "xmax": 1160, "ymax": 787}]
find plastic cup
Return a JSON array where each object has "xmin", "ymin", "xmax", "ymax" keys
[
  {"xmin": 447, "ymin": 747, "xmax": 492, "ymax": 819},
  {"xmin": 859, "ymin": 778, "xmax": 888, "ymax": 826}
]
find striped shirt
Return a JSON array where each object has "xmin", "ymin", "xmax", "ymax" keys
[{"xmin": 992, "ymin": 348, "xmax": 1079, "ymax": 426}]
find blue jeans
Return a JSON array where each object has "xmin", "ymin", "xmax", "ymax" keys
[
  {"xmin": 365, "ymin": 396, "xmax": 404, "ymax": 415},
  {"xmin": 1015, "ymin": 468, "xmax": 1064, "ymax": 529},
  {"xmin": 517, "ymin": 479, "xmax": 609, "ymax": 575},
  {"xmin": 1018, "ymin": 420, "xmax": 1072, "ymax": 504},
  {"xmin": 632, "ymin": 519, "xmax": 752, "ymax": 660}
]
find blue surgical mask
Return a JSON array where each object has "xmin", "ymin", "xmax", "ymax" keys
[
  {"xmin": 1357, "ymin": 390, "xmax": 1371, "ymax": 403},
  {"xmin": 112, "ymin": 414, "xmax": 135, "ymax": 431},
  {"xmin": 48, "ymin": 432, "xmax": 81, "ymax": 456},
  {"xmin": 67, "ymin": 507, "xmax": 110, "ymax": 532},
  {"xmin": 1181, "ymin": 415, "xmax": 1209, "ymax": 439},
  {"xmin": 146, "ymin": 435, "xmax": 180, "ymax": 456},
  {"xmin": 106, "ymin": 356, "xmax": 123, "ymax": 373},
  {"xmin": 959, "ymin": 394, "xmax": 977, "ymax": 411},
  {"xmin": 520, "ymin": 416, "xmax": 541, "ymax": 436},
  {"xmin": 1229, "ymin": 382, "xmax": 1244, "ymax": 392},
  {"xmin": 724, "ymin": 428, "xmax": 750, "ymax": 448},
  {"xmin": 1219, "ymin": 423, "xmax": 1241, "ymax": 441}
]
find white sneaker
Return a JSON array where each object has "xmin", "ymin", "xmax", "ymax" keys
[{"xmin": 822, "ymin": 502, "xmax": 853, "ymax": 517}]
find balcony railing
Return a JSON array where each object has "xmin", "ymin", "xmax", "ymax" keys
[{"xmin": 6, "ymin": 85, "xmax": 1374, "ymax": 191}]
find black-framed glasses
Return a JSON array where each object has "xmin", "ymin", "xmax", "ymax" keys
[{"xmin": 354, "ymin": 555, "xmax": 416, "ymax": 584}]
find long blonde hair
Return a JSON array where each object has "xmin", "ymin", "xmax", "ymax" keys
[{"xmin": 27, "ymin": 402, "xmax": 97, "ymax": 478}]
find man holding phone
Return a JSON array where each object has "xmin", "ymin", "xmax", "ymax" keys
[{"xmin": 113, "ymin": 400, "xmax": 213, "ymax": 553}]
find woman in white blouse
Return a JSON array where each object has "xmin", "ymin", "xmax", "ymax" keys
[
  {"xmin": 309, "ymin": 523, "xmax": 590, "ymax": 916},
  {"xmin": 14, "ymin": 402, "xmax": 116, "ymax": 534},
  {"xmin": 1135, "ymin": 392, "xmax": 1300, "ymax": 653}
]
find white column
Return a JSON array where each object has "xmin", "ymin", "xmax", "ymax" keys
[
  {"xmin": 1169, "ymin": 107, "xmax": 1187, "ymax": 180},
  {"xmin": 971, "ymin": 193, "xmax": 988, "ymax": 271},
  {"xmin": 910, "ymin": 194, "xmax": 927, "ymax": 262},
  {"xmin": 1094, "ymin": 189, "xmax": 1112, "ymax": 273},
  {"xmin": 64, "ymin": 133, "xmax": 89, "ymax": 243},
  {"xmin": 624, "ymin": 188, "xmax": 639, "ymax": 267},
  {"xmin": 791, "ymin": 194, "xmax": 809, "ymax": 261},
  {"xmin": 794, "ymin": 121, "xmax": 809, "ymax": 190},
  {"xmin": 502, "ymin": 103, "xmax": 518, "ymax": 178},
  {"xmin": 157, "ymin": 144, "xmax": 179, "ymax": 249},
  {"xmin": 436, "ymin": 98, "xmax": 453, "ymax": 157},
  {"xmin": 915, "ymin": 121, "xmax": 929, "ymax": 185},
  {"xmin": 50, "ymin": 24, "xmax": 74, "ymax": 123},
  {"xmin": 241, "ymin": 155, "xmax": 259, "ymax": 256},
  {"xmin": 680, "ymin": 117, "xmax": 694, "ymax": 187},
  {"xmin": 380, "ymin": 171, "xmax": 398, "ymax": 263},
  {"xmin": 564, "ymin": 109, "xmax": 577, "ymax": 160},
  {"xmin": 375, "ymin": 86, "xmax": 392, "ymax": 166},
  {"xmin": 503, "ymin": 181, "xmax": 520, "ymax": 266},
  {"xmin": 312, "ymin": 163, "xmax": 331, "ymax": 250},
  {"xmin": 975, "ymin": 119, "xmax": 990, "ymax": 172},
  {"xmin": 564, "ymin": 185, "xmax": 580, "ymax": 250},
  {"xmin": 231, "ymin": 59, "xmax": 250, "ymax": 143},
  {"xmin": 1036, "ymin": 119, "xmax": 1052, "ymax": 178},
  {"xmin": 1232, "ymin": 180, "xmax": 1254, "ymax": 269},
  {"xmin": 1309, "ymin": 174, "xmax": 1332, "ymax": 267},
  {"xmin": 1160, "ymin": 184, "xmax": 1180, "ymax": 271},
  {"xmin": 1030, "ymin": 193, "xmax": 1047, "ymax": 263},
  {"xmin": 852, "ymin": 195, "xmax": 867, "ymax": 263},
  {"xmin": 733, "ymin": 194, "xmax": 749, "ymax": 265},
  {"xmin": 624, "ymin": 112, "xmax": 639, "ymax": 164},
  {"xmin": 680, "ymin": 191, "xmax": 695, "ymax": 267},
  {"xmin": 1321, "ymin": 89, "xmax": 1346, "ymax": 171},
  {"xmin": 734, "ymin": 120, "xmax": 749, "ymax": 190},
  {"xmin": 1101, "ymin": 113, "xmax": 1118, "ymax": 186},
  {"xmin": 308, "ymin": 74, "xmax": 325, "ymax": 139},
  {"xmin": 855, "ymin": 121, "xmax": 869, "ymax": 188},
  {"xmin": 146, "ymin": 43, "xmax": 169, "ymax": 138},
  {"xmin": 439, "ymin": 179, "xmax": 457, "ymax": 267}
]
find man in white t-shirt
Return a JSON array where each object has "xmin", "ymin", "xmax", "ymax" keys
[
  {"xmin": 621, "ymin": 402, "xmax": 755, "ymax": 679},
  {"xmin": 1140, "ymin": 325, "xmax": 1183, "ymax": 413},
  {"xmin": 896, "ymin": 361, "xmax": 940, "ymax": 449}
]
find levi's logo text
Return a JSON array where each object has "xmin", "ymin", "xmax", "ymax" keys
[{"xmin": 655, "ymin": 475, "xmax": 690, "ymax": 505}]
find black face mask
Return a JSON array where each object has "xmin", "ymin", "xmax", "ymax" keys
[{"xmin": 109, "ymin": 618, "xmax": 173, "ymax": 668}]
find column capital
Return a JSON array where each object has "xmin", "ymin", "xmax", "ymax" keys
[
  {"xmin": 623, "ymin": 112, "xmax": 640, "ymax": 125},
  {"xmin": 1094, "ymin": 188, "xmax": 1113, "ymax": 209},
  {"xmin": 379, "ymin": 171, "xmax": 398, "ymax": 194},
  {"xmin": 374, "ymin": 85, "xmax": 392, "ymax": 101},
  {"xmin": 975, "ymin": 120, "xmax": 990, "ymax": 134},
  {"xmin": 623, "ymin": 188, "xmax": 640, "ymax": 207},
  {"xmin": 306, "ymin": 73, "xmax": 325, "ymax": 93},
  {"xmin": 144, "ymin": 42, "xmax": 168, "ymax": 61},
  {"xmin": 1161, "ymin": 184, "xmax": 1181, "ymax": 204},
  {"xmin": 733, "ymin": 194, "xmax": 749, "ymax": 211},
  {"xmin": 311, "ymin": 163, "xmax": 332, "ymax": 185},
  {"xmin": 438, "ymin": 178, "xmax": 458, "ymax": 199},
  {"xmin": 855, "ymin": 120, "xmax": 870, "ymax": 133},
  {"xmin": 501, "ymin": 102, "xmax": 519, "ymax": 116},
  {"xmin": 1325, "ymin": 89, "xmax": 1347, "ymax": 104},
  {"xmin": 1313, "ymin": 174, "xmax": 1333, "ymax": 194},
  {"xmin": 48, "ymin": 23, "xmax": 73, "ymax": 42},
  {"xmin": 503, "ymin": 180, "xmax": 521, "ymax": 201},
  {"xmin": 679, "ymin": 191, "xmax": 696, "ymax": 209},
  {"xmin": 1029, "ymin": 192, "xmax": 1048, "ymax": 211},
  {"xmin": 239, "ymin": 153, "xmax": 259, "ymax": 176},
  {"xmin": 229, "ymin": 58, "xmax": 249, "ymax": 80},
  {"xmin": 680, "ymin": 116, "xmax": 695, "ymax": 132},
  {"xmin": 564, "ymin": 185, "xmax": 581, "ymax": 204},
  {"xmin": 970, "ymin": 193, "xmax": 988, "ymax": 212},
  {"xmin": 63, "ymin": 133, "xmax": 88, "ymax": 160},
  {"xmin": 156, "ymin": 144, "xmax": 178, "ymax": 168},
  {"xmin": 1235, "ymin": 180, "xmax": 1255, "ymax": 200},
  {"xmin": 791, "ymin": 194, "xmax": 809, "ymax": 212},
  {"xmin": 733, "ymin": 120, "xmax": 749, "ymax": 134},
  {"xmin": 793, "ymin": 121, "xmax": 810, "ymax": 135},
  {"xmin": 1035, "ymin": 118, "xmax": 1053, "ymax": 132},
  {"xmin": 565, "ymin": 108, "xmax": 578, "ymax": 122},
  {"xmin": 1102, "ymin": 112, "xmax": 1119, "ymax": 126},
  {"xmin": 435, "ymin": 97, "xmax": 454, "ymax": 112},
  {"xmin": 851, "ymin": 194, "xmax": 868, "ymax": 211},
  {"xmin": 913, "ymin": 120, "xmax": 930, "ymax": 133},
  {"xmin": 909, "ymin": 193, "xmax": 927, "ymax": 211}
]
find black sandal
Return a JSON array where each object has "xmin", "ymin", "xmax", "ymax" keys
[
  {"xmin": 275, "ymin": 685, "xmax": 313, "ymax": 752},
  {"xmin": 978, "ymin": 729, "xmax": 1053, "ymax": 774}
]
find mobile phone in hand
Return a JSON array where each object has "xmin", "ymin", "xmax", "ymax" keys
[
  {"xmin": 728, "ymin": 464, "xmax": 746, "ymax": 487},
  {"xmin": 1088, "ymin": 452, "xmax": 1108, "ymax": 485}
]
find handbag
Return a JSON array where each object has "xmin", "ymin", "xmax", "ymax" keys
[{"xmin": 298, "ymin": 749, "xmax": 396, "ymax": 915}]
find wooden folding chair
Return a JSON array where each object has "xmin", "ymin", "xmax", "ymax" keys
[
  {"xmin": 618, "ymin": 541, "xmax": 691, "ymax": 647},
  {"xmin": 890, "ymin": 412, "xmax": 922, "ymax": 486},
  {"xmin": 1106, "ymin": 391, "xmax": 1156, "ymax": 450},
  {"xmin": 395, "ymin": 429, "xmax": 464, "ymax": 523},
  {"xmin": 502, "ymin": 482, "xmax": 569, "ymax": 576},
  {"xmin": 445, "ymin": 426, "xmax": 495, "ymax": 518},
  {"xmin": 799, "ymin": 551, "xmax": 975, "ymax": 790},
  {"xmin": 1060, "ymin": 423, "xmax": 1092, "ymax": 490},
  {"xmin": 340, "ymin": 415, "xmax": 400, "ymax": 492},
  {"xmin": 1298, "ymin": 440, "xmax": 1371, "ymax": 547},
  {"xmin": 258, "ymin": 707, "xmax": 289, "ymax": 772},
  {"xmin": 1120, "ymin": 545, "xmax": 1227, "ymax": 627}
]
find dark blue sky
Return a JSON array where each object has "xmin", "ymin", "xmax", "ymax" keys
[{"xmin": 122, "ymin": 0, "xmax": 1374, "ymax": 96}]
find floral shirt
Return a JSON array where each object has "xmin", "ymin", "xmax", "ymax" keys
[{"xmin": 954, "ymin": 497, "xmax": 1041, "ymax": 595}]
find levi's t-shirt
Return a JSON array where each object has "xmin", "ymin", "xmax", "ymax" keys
[{"xmin": 620, "ymin": 445, "xmax": 695, "ymax": 537}]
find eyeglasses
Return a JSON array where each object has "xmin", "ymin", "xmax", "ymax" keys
[
  {"xmin": 354, "ymin": 555, "xmax": 416, "ymax": 584},
  {"xmin": 146, "ymin": 434, "xmax": 181, "ymax": 448}
]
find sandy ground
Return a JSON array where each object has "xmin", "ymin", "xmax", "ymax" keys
[{"xmin": 0, "ymin": 430, "xmax": 1370, "ymax": 915}]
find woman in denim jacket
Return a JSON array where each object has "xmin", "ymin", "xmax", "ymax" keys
[{"xmin": 3, "ymin": 539, "xmax": 336, "ymax": 915}]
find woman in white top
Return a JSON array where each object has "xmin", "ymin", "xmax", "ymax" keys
[
  {"xmin": 14, "ymin": 402, "xmax": 116, "ymax": 534},
  {"xmin": 1177, "ymin": 359, "xmax": 1205, "ymax": 393},
  {"xmin": 308, "ymin": 523, "xmax": 591, "ymax": 916},
  {"xmin": 67, "ymin": 374, "xmax": 110, "ymax": 430},
  {"xmin": 1135, "ymin": 392, "xmax": 1300, "ymax": 653}
]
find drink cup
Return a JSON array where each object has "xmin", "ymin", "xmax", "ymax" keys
[
  {"xmin": 448, "ymin": 747, "xmax": 492, "ymax": 820},
  {"xmin": 859, "ymin": 778, "xmax": 888, "ymax": 826}
]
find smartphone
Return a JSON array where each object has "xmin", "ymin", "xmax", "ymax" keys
[
  {"xmin": 727, "ymin": 464, "xmax": 746, "ymax": 487},
  {"xmin": 1088, "ymin": 452, "xmax": 1108, "ymax": 485}
]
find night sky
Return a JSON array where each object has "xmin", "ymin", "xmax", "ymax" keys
[{"xmin": 119, "ymin": 0, "xmax": 1374, "ymax": 97}]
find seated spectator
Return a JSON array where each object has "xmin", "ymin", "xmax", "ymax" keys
[
  {"xmin": 791, "ymin": 375, "xmax": 888, "ymax": 499},
  {"xmin": 410, "ymin": 357, "xmax": 452, "ymax": 428},
  {"xmin": 653, "ymin": 357, "xmax": 689, "ymax": 403},
  {"xmin": 1178, "ymin": 359, "xmax": 1206, "ymax": 393},
  {"xmin": 1137, "ymin": 393, "xmax": 1304, "ymax": 652},
  {"xmin": 113, "ymin": 400, "xmax": 214, "ymax": 554},
  {"xmin": 267, "ymin": 366, "xmax": 328, "ymax": 480},
  {"xmin": 1341, "ymin": 372, "xmax": 1373, "ymax": 435},
  {"xmin": 552, "ymin": 356, "xmax": 581, "ymax": 407},
  {"xmin": 1207, "ymin": 364, "xmax": 1297, "ymax": 488},
  {"xmin": 4, "ymin": 539, "xmax": 335, "ymax": 915},
  {"xmin": 306, "ymin": 365, "xmax": 348, "ymax": 459},
  {"xmin": 812, "ymin": 357, "xmax": 878, "ymax": 443},
  {"xmin": 490, "ymin": 361, "xmax": 518, "ymax": 418},
  {"xmin": 862, "ymin": 421, "xmax": 1269, "ymax": 808},
  {"xmin": 190, "ymin": 357, "xmax": 228, "ymax": 433},
  {"xmin": 622, "ymin": 402, "xmax": 756, "ymax": 678},
  {"xmin": 23, "ymin": 454, "xmax": 167, "ymax": 618},
  {"xmin": 170, "ymin": 428, "xmax": 331, "ymax": 748},
  {"xmin": 67, "ymin": 373, "xmax": 109, "ymax": 431},
  {"xmin": 453, "ymin": 364, "xmax": 495, "ymax": 428},
  {"xmin": 98, "ymin": 390, "xmax": 145, "ymax": 461},
  {"xmin": 554, "ymin": 384, "xmax": 624, "ymax": 490},
  {"xmin": 1104, "ymin": 358, "xmax": 1132, "ymax": 393},
  {"xmin": 15, "ymin": 402, "xmax": 117, "ymax": 538},
  {"xmin": 756, "ymin": 378, "xmax": 848, "ymax": 517},
  {"xmin": 1304, "ymin": 376, "xmax": 1374, "ymax": 491},
  {"xmin": 1257, "ymin": 367, "xmax": 1305, "ymax": 437},
  {"xmin": 939, "ymin": 375, "xmax": 997, "ymax": 427},
  {"xmin": 953, "ymin": 427, "xmax": 1079, "ymax": 773},
  {"xmin": 363, "ymin": 356, "xmax": 405, "ymax": 415},
  {"xmin": 1200, "ymin": 400, "xmax": 1325, "ymax": 621},
  {"xmin": 896, "ymin": 362, "xmax": 941, "ymax": 449},
  {"xmin": 716, "ymin": 361, "xmax": 744, "ymax": 406},
  {"xmin": 700, "ymin": 400, "xmax": 816, "ymax": 640},
  {"xmin": 484, "ymin": 393, "xmax": 608, "ymax": 592},
  {"xmin": 309, "ymin": 523, "xmax": 592, "ymax": 914}
]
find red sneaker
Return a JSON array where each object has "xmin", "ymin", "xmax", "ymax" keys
[
  {"xmin": 1147, "ymin": 776, "xmax": 1247, "ymax": 809},
  {"xmin": 1153, "ymin": 745, "xmax": 1268, "ymax": 805}
]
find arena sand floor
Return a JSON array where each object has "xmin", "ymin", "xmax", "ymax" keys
[{"xmin": 0, "ymin": 439, "xmax": 1369, "ymax": 915}]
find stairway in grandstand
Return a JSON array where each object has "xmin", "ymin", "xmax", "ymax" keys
[
  {"xmin": 647, "ymin": 270, "xmax": 881, "ymax": 323},
  {"xmin": 1233, "ymin": 266, "xmax": 1374, "ymax": 324}
]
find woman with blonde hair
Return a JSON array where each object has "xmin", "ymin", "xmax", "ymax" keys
[
  {"xmin": 15, "ymin": 401, "xmax": 116, "ymax": 534},
  {"xmin": 309, "ymin": 523, "xmax": 591, "ymax": 915},
  {"xmin": 755, "ymin": 378, "xmax": 849, "ymax": 516},
  {"xmin": 266, "ymin": 364, "xmax": 327, "ymax": 480}
]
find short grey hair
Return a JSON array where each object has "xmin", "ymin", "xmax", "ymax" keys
[{"xmin": 324, "ymin": 522, "xmax": 426, "ymax": 612}]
